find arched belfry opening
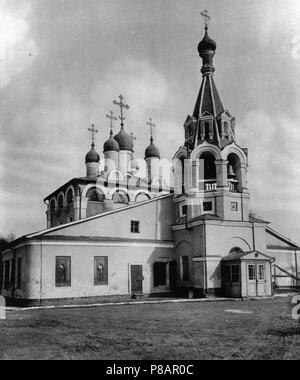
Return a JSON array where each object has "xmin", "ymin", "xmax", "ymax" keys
[
  {"xmin": 199, "ymin": 152, "xmax": 217, "ymax": 191},
  {"xmin": 227, "ymin": 153, "xmax": 241, "ymax": 192}
]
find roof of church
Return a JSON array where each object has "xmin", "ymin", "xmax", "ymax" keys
[
  {"xmin": 193, "ymin": 75, "xmax": 224, "ymax": 119},
  {"xmin": 266, "ymin": 226, "xmax": 300, "ymax": 249},
  {"xmin": 114, "ymin": 127, "xmax": 134, "ymax": 152},
  {"xmin": 85, "ymin": 143, "xmax": 100, "ymax": 163},
  {"xmin": 145, "ymin": 138, "xmax": 160, "ymax": 159}
]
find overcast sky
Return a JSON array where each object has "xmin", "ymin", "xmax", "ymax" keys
[{"xmin": 1, "ymin": 0, "xmax": 300, "ymax": 242}]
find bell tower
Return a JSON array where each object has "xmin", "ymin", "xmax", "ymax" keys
[{"xmin": 174, "ymin": 11, "xmax": 250, "ymax": 223}]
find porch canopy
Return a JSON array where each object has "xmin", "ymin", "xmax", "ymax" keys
[{"xmin": 222, "ymin": 251, "xmax": 274, "ymax": 298}]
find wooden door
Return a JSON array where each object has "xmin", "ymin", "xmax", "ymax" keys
[{"xmin": 131, "ymin": 265, "xmax": 143, "ymax": 294}]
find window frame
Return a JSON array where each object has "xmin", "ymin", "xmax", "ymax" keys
[
  {"xmin": 131, "ymin": 221, "xmax": 140, "ymax": 234},
  {"xmin": 55, "ymin": 257, "xmax": 71, "ymax": 288}
]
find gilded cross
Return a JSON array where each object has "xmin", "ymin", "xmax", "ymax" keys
[
  {"xmin": 106, "ymin": 111, "xmax": 117, "ymax": 136},
  {"xmin": 146, "ymin": 118, "xmax": 156, "ymax": 141},
  {"xmin": 113, "ymin": 95, "xmax": 130, "ymax": 127},
  {"xmin": 200, "ymin": 10, "xmax": 211, "ymax": 29},
  {"xmin": 88, "ymin": 124, "xmax": 99, "ymax": 144}
]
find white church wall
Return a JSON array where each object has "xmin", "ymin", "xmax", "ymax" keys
[{"xmin": 46, "ymin": 196, "xmax": 175, "ymax": 242}]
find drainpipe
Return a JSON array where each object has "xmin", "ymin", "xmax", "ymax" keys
[
  {"xmin": 252, "ymin": 221, "xmax": 256, "ymax": 251},
  {"xmin": 295, "ymin": 250, "xmax": 299, "ymax": 289},
  {"xmin": 203, "ymin": 220, "xmax": 208, "ymax": 296},
  {"xmin": 11, "ymin": 248, "xmax": 16, "ymax": 301}
]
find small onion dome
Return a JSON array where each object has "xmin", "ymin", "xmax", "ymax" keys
[
  {"xmin": 103, "ymin": 136, "xmax": 119, "ymax": 153},
  {"xmin": 114, "ymin": 127, "xmax": 134, "ymax": 151},
  {"xmin": 85, "ymin": 143, "xmax": 100, "ymax": 163},
  {"xmin": 145, "ymin": 138, "xmax": 160, "ymax": 159},
  {"xmin": 198, "ymin": 29, "xmax": 217, "ymax": 55}
]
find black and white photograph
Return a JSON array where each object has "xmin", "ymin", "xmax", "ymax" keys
[{"xmin": 0, "ymin": 0, "xmax": 300, "ymax": 364}]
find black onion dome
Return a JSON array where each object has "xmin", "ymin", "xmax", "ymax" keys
[
  {"xmin": 114, "ymin": 128, "xmax": 134, "ymax": 151},
  {"xmin": 85, "ymin": 144, "xmax": 100, "ymax": 163},
  {"xmin": 103, "ymin": 137, "xmax": 119, "ymax": 153},
  {"xmin": 198, "ymin": 30, "xmax": 217, "ymax": 55},
  {"xmin": 145, "ymin": 140, "xmax": 160, "ymax": 159}
]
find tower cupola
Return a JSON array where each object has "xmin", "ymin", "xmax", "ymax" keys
[{"xmin": 85, "ymin": 124, "xmax": 100, "ymax": 177}]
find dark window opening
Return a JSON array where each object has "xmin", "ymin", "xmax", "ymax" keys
[
  {"xmin": 181, "ymin": 256, "xmax": 189, "ymax": 281},
  {"xmin": 4, "ymin": 261, "xmax": 10, "ymax": 289},
  {"xmin": 17, "ymin": 258, "xmax": 22, "ymax": 289},
  {"xmin": 87, "ymin": 188, "xmax": 105, "ymax": 202},
  {"xmin": 66, "ymin": 189, "xmax": 74, "ymax": 205},
  {"xmin": 231, "ymin": 265, "xmax": 240, "ymax": 283},
  {"xmin": 182, "ymin": 205, "xmax": 188, "ymax": 217},
  {"xmin": 131, "ymin": 221, "xmax": 140, "ymax": 233},
  {"xmin": 203, "ymin": 202, "xmax": 213, "ymax": 212},
  {"xmin": 199, "ymin": 152, "xmax": 216, "ymax": 180},
  {"xmin": 58, "ymin": 195, "xmax": 64, "ymax": 209},
  {"xmin": 153, "ymin": 262, "xmax": 167, "ymax": 287}
]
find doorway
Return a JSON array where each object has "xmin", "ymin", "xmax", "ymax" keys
[
  {"xmin": 131, "ymin": 265, "xmax": 144, "ymax": 294},
  {"xmin": 247, "ymin": 263, "xmax": 266, "ymax": 297}
]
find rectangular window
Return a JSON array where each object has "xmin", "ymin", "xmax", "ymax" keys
[
  {"xmin": 248, "ymin": 265, "xmax": 256, "ymax": 281},
  {"xmin": 181, "ymin": 256, "xmax": 189, "ymax": 282},
  {"xmin": 55, "ymin": 257, "xmax": 71, "ymax": 287},
  {"xmin": 4, "ymin": 261, "xmax": 11, "ymax": 289},
  {"xmin": 153, "ymin": 262, "xmax": 167, "ymax": 287},
  {"xmin": 231, "ymin": 202, "xmax": 238, "ymax": 212},
  {"xmin": 258, "ymin": 265, "xmax": 265, "ymax": 281},
  {"xmin": 203, "ymin": 202, "xmax": 213, "ymax": 212},
  {"xmin": 94, "ymin": 257, "xmax": 108, "ymax": 286},
  {"xmin": 181, "ymin": 205, "xmax": 188, "ymax": 217},
  {"xmin": 224, "ymin": 265, "xmax": 231, "ymax": 283},
  {"xmin": 17, "ymin": 258, "xmax": 22, "ymax": 290},
  {"xmin": 231, "ymin": 265, "xmax": 240, "ymax": 283},
  {"xmin": 131, "ymin": 221, "xmax": 140, "ymax": 233}
]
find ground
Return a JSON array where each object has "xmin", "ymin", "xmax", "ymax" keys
[{"xmin": 0, "ymin": 297, "xmax": 299, "ymax": 360}]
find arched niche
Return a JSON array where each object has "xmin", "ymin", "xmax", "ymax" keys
[
  {"xmin": 112, "ymin": 189, "xmax": 130, "ymax": 204},
  {"xmin": 86, "ymin": 187, "xmax": 105, "ymax": 202}
]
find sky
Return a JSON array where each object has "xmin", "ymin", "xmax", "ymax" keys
[{"xmin": 1, "ymin": 0, "xmax": 300, "ymax": 242}]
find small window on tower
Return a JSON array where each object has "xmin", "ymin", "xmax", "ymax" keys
[
  {"xmin": 231, "ymin": 202, "xmax": 238, "ymax": 212},
  {"xmin": 203, "ymin": 202, "xmax": 213, "ymax": 212},
  {"xmin": 181, "ymin": 205, "xmax": 188, "ymax": 217}
]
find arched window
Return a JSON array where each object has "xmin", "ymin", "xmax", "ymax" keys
[
  {"xmin": 113, "ymin": 190, "xmax": 129, "ymax": 204},
  {"xmin": 227, "ymin": 153, "xmax": 241, "ymax": 192},
  {"xmin": 66, "ymin": 189, "xmax": 74, "ymax": 205},
  {"xmin": 180, "ymin": 157, "xmax": 185, "ymax": 194},
  {"xmin": 58, "ymin": 195, "xmax": 64, "ymax": 209},
  {"xmin": 50, "ymin": 199, "xmax": 56, "ymax": 212},
  {"xmin": 229, "ymin": 247, "xmax": 243, "ymax": 254},
  {"xmin": 199, "ymin": 152, "xmax": 216, "ymax": 180},
  {"xmin": 135, "ymin": 193, "xmax": 150, "ymax": 203},
  {"xmin": 223, "ymin": 122, "xmax": 230, "ymax": 139},
  {"xmin": 87, "ymin": 188, "xmax": 105, "ymax": 202}
]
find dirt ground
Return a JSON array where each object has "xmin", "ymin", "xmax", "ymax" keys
[{"xmin": 0, "ymin": 297, "xmax": 299, "ymax": 360}]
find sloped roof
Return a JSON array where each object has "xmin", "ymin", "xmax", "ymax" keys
[
  {"xmin": 266, "ymin": 226, "xmax": 300, "ymax": 249},
  {"xmin": 223, "ymin": 251, "xmax": 274, "ymax": 262}
]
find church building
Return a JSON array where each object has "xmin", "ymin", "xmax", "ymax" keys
[{"xmin": 1, "ymin": 19, "xmax": 299, "ymax": 306}]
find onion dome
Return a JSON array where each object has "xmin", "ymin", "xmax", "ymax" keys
[
  {"xmin": 114, "ymin": 127, "xmax": 134, "ymax": 152},
  {"xmin": 103, "ymin": 131, "xmax": 120, "ymax": 153},
  {"xmin": 85, "ymin": 143, "xmax": 100, "ymax": 163},
  {"xmin": 145, "ymin": 137, "xmax": 160, "ymax": 159},
  {"xmin": 198, "ymin": 27, "xmax": 217, "ymax": 55}
]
